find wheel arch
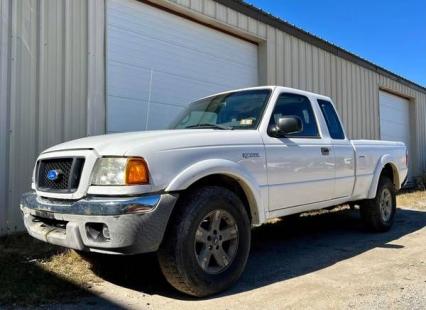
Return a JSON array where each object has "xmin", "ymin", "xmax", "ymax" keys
[
  {"xmin": 165, "ymin": 159, "xmax": 265, "ymax": 225},
  {"xmin": 368, "ymin": 155, "xmax": 401, "ymax": 199}
]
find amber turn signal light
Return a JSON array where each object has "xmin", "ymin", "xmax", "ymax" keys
[{"xmin": 126, "ymin": 158, "xmax": 149, "ymax": 185}]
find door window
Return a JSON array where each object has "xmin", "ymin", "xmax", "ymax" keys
[{"xmin": 269, "ymin": 93, "xmax": 319, "ymax": 138}]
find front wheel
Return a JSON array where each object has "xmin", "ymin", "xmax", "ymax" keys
[
  {"xmin": 360, "ymin": 176, "xmax": 396, "ymax": 232},
  {"xmin": 158, "ymin": 186, "xmax": 251, "ymax": 297}
]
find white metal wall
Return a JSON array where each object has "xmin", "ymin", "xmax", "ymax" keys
[{"xmin": 0, "ymin": 0, "xmax": 105, "ymax": 235}]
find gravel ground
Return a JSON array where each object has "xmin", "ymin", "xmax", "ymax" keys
[{"xmin": 40, "ymin": 204, "xmax": 426, "ymax": 310}]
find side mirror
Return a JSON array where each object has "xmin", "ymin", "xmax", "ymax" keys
[{"xmin": 268, "ymin": 116, "xmax": 303, "ymax": 137}]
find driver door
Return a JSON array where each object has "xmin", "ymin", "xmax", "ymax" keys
[{"xmin": 263, "ymin": 93, "xmax": 335, "ymax": 211}]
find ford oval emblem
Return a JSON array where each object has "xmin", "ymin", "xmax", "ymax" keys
[{"xmin": 47, "ymin": 169, "xmax": 61, "ymax": 181}]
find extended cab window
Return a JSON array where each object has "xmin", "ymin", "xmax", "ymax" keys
[
  {"xmin": 269, "ymin": 93, "xmax": 319, "ymax": 138},
  {"xmin": 318, "ymin": 99, "xmax": 345, "ymax": 140}
]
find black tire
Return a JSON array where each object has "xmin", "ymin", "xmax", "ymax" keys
[
  {"xmin": 360, "ymin": 176, "xmax": 396, "ymax": 232},
  {"xmin": 158, "ymin": 186, "xmax": 251, "ymax": 297}
]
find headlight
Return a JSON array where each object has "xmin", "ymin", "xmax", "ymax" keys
[{"xmin": 91, "ymin": 157, "xmax": 149, "ymax": 186}]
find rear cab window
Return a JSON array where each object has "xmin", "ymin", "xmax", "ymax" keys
[{"xmin": 317, "ymin": 99, "xmax": 346, "ymax": 140}]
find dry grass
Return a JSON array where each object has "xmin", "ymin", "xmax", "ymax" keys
[
  {"xmin": 0, "ymin": 234, "xmax": 100, "ymax": 307},
  {"xmin": 38, "ymin": 250, "xmax": 100, "ymax": 286},
  {"xmin": 397, "ymin": 189, "xmax": 426, "ymax": 210}
]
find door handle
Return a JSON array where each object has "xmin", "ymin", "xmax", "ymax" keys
[{"xmin": 321, "ymin": 147, "xmax": 330, "ymax": 156}]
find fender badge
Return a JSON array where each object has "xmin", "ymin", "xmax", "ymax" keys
[{"xmin": 242, "ymin": 153, "xmax": 260, "ymax": 159}]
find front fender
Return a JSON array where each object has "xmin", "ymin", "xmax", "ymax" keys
[
  {"xmin": 368, "ymin": 154, "xmax": 400, "ymax": 199},
  {"xmin": 165, "ymin": 159, "xmax": 265, "ymax": 224}
]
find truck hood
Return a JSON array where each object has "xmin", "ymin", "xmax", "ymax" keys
[{"xmin": 43, "ymin": 129, "xmax": 261, "ymax": 156}]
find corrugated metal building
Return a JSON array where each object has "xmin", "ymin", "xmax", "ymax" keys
[
  {"xmin": 1, "ymin": 0, "xmax": 425, "ymax": 235},
  {"xmin": 0, "ymin": 0, "xmax": 105, "ymax": 234}
]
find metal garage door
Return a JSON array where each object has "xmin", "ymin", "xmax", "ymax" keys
[
  {"xmin": 379, "ymin": 90, "xmax": 412, "ymax": 182},
  {"xmin": 106, "ymin": 0, "xmax": 259, "ymax": 132}
]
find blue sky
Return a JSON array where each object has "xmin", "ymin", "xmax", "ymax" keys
[{"xmin": 247, "ymin": 0, "xmax": 426, "ymax": 87}]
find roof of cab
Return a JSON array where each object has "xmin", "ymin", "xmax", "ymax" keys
[{"xmin": 197, "ymin": 86, "xmax": 332, "ymax": 102}]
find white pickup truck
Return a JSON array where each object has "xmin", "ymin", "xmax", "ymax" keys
[{"xmin": 21, "ymin": 86, "xmax": 408, "ymax": 296}]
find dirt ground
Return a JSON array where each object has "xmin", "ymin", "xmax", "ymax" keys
[{"xmin": 38, "ymin": 199, "xmax": 426, "ymax": 310}]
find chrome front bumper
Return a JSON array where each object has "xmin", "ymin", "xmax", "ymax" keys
[{"xmin": 20, "ymin": 192, "xmax": 178, "ymax": 255}]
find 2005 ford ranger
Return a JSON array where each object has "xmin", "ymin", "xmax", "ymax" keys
[{"xmin": 21, "ymin": 86, "xmax": 408, "ymax": 296}]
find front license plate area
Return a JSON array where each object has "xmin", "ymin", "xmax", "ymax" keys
[{"xmin": 34, "ymin": 210, "xmax": 55, "ymax": 220}]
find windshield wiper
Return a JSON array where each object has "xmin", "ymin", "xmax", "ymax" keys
[{"xmin": 185, "ymin": 123, "xmax": 233, "ymax": 130}]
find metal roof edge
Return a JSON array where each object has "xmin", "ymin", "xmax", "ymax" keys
[{"xmin": 214, "ymin": 0, "xmax": 426, "ymax": 94}]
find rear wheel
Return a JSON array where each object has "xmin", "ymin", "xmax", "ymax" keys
[
  {"xmin": 158, "ymin": 186, "xmax": 251, "ymax": 297},
  {"xmin": 360, "ymin": 176, "xmax": 396, "ymax": 232}
]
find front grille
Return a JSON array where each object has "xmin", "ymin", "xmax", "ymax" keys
[{"xmin": 36, "ymin": 157, "xmax": 85, "ymax": 193}]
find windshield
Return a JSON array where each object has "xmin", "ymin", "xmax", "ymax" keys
[{"xmin": 172, "ymin": 89, "xmax": 272, "ymax": 130}]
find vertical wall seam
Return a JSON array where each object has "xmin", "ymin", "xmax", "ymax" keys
[
  {"xmin": 104, "ymin": 0, "xmax": 108, "ymax": 133},
  {"xmin": 62, "ymin": 0, "xmax": 67, "ymax": 142},
  {"xmin": 34, "ymin": 0, "xmax": 40, "ymax": 154},
  {"xmin": 7, "ymin": 0, "xmax": 15, "ymax": 232}
]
